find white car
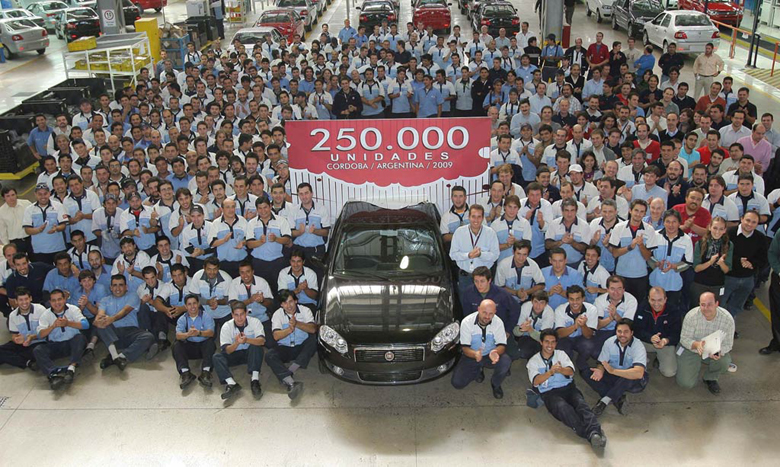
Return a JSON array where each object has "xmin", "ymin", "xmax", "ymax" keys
[
  {"xmin": 586, "ymin": 0, "xmax": 615, "ymax": 23},
  {"xmin": 642, "ymin": 10, "xmax": 720, "ymax": 54},
  {"xmin": 228, "ymin": 27, "xmax": 284, "ymax": 57}
]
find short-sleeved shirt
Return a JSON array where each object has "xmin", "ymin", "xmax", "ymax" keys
[
  {"xmin": 98, "ymin": 292, "xmax": 141, "ymax": 328},
  {"xmin": 63, "ymin": 191, "xmax": 101, "ymax": 243},
  {"xmin": 118, "ymin": 206, "xmax": 157, "ymax": 251},
  {"xmin": 672, "ymin": 204, "xmax": 711, "ymax": 244},
  {"xmin": 554, "ymin": 302, "xmax": 598, "ymax": 338},
  {"xmin": 609, "ymin": 220, "xmax": 657, "ymax": 278},
  {"xmin": 702, "ymin": 195, "xmax": 740, "ymax": 223},
  {"xmin": 176, "ymin": 311, "xmax": 215, "ymax": 343},
  {"xmin": 227, "ymin": 275, "xmax": 273, "ymax": 322},
  {"xmin": 208, "ymin": 215, "xmax": 249, "ymax": 262},
  {"xmin": 277, "ymin": 266, "xmax": 319, "ymax": 306},
  {"xmin": 42, "ymin": 270, "xmax": 80, "ymax": 298},
  {"xmin": 542, "ymin": 266, "xmax": 584, "ymax": 310},
  {"xmin": 459, "ymin": 311, "xmax": 507, "ymax": 355},
  {"xmin": 527, "ymin": 349, "xmax": 575, "ymax": 393},
  {"xmin": 593, "ymin": 292, "xmax": 638, "ymax": 331},
  {"xmin": 247, "ymin": 214, "xmax": 291, "ymax": 262},
  {"xmin": 518, "ymin": 198, "xmax": 554, "ymax": 259},
  {"xmin": 92, "ymin": 206, "xmax": 125, "ymax": 260},
  {"xmin": 517, "ymin": 301, "xmax": 555, "ymax": 333},
  {"xmin": 577, "ymin": 262, "xmax": 610, "ymax": 303},
  {"xmin": 290, "ymin": 203, "xmax": 331, "ymax": 248},
  {"xmin": 598, "ymin": 336, "xmax": 647, "ymax": 370},
  {"xmin": 495, "ymin": 256, "xmax": 545, "ymax": 301},
  {"xmin": 179, "ymin": 221, "xmax": 214, "ymax": 260},
  {"xmin": 189, "ymin": 269, "xmax": 233, "ymax": 319},
  {"xmin": 271, "ymin": 305, "xmax": 315, "ymax": 347},
  {"xmin": 649, "ymin": 230, "xmax": 694, "ymax": 292},
  {"xmin": 37, "ymin": 304, "xmax": 86, "ymax": 342},
  {"xmin": 440, "ymin": 206, "xmax": 470, "ymax": 235},
  {"xmin": 22, "ymin": 201, "xmax": 68, "ymax": 254},
  {"xmin": 8, "ymin": 304, "xmax": 48, "ymax": 343},
  {"xmin": 219, "ymin": 315, "xmax": 265, "ymax": 350},
  {"xmin": 545, "ymin": 217, "xmax": 592, "ymax": 265}
]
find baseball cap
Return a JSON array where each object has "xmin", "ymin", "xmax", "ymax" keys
[
  {"xmin": 570, "ymin": 164, "xmax": 583, "ymax": 173},
  {"xmin": 126, "ymin": 192, "xmax": 141, "ymax": 201},
  {"xmin": 35, "ymin": 183, "xmax": 49, "ymax": 191}
]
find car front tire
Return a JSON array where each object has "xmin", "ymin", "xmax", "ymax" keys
[
  {"xmin": 612, "ymin": 14, "xmax": 618, "ymax": 30},
  {"xmin": 37, "ymin": 48, "xmax": 46, "ymax": 55}
]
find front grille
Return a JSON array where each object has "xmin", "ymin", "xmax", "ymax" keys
[
  {"xmin": 355, "ymin": 347, "xmax": 424, "ymax": 363},
  {"xmin": 358, "ymin": 371, "xmax": 422, "ymax": 383}
]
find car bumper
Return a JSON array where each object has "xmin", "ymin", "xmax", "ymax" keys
[
  {"xmin": 675, "ymin": 39, "xmax": 720, "ymax": 54},
  {"xmin": 6, "ymin": 37, "xmax": 49, "ymax": 53},
  {"xmin": 485, "ymin": 26, "xmax": 520, "ymax": 37},
  {"xmin": 710, "ymin": 14, "xmax": 742, "ymax": 26},
  {"xmin": 600, "ymin": 5, "xmax": 612, "ymax": 16},
  {"xmin": 320, "ymin": 346, "xmax": 458, "ymax": 385}
]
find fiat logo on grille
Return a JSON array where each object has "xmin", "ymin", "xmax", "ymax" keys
[{"xmin": 384, "ymin": 351, "xmax": 395, "ymax": 362}]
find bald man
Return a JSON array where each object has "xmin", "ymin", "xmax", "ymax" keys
[{"xmin": 451, "ymin": 299, "xmax": 512, "ymax": 399}]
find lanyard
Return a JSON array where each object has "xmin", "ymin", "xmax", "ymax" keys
[
  {"xmin": 302, "ymin": 204, "xmax": 314, "ymax": 225},
  {"xmin": 243, "ymin": 280, "xmax": 253, "ymax": 298},
  {"xmin": 469, "ymin": 227, "xmax": 482, "ymax": 249},
  {"xmin": 616, "ymin": 340, "xmax": 629, "ymax": 366},
  {"xmin": 289, "ymin": 270, "xmax": 303, "ymax": 288},
  {"xmin": 583, "ymin": 265, "xmax": 597, "ymax": 286}
]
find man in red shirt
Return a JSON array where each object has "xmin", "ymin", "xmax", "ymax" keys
[
  {"xmin": 586, "ymin": 32, "xmax": 609, "ymax": 75},
  {"xmin": 633, "ymin": 123, "xmax": 660, "ymax": 162},
  {"xmin": 694, "ymin": 82, "xmax": 727, "ymax": 113},
  {"xmin": 672, "ymin": 187, "xmax": 711, "ymax": 244},
  {"xmin": 695, "ymin": 130, "xmax": 728, "ymax": 165}
]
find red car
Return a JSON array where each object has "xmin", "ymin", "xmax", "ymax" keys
[
  {"xmin": 255, "ymin": 9, "xmax": 304, "ymax": 42},
  {"xmin": 413, "ymin": 0, "xmax": 452, "ymax": 35},
  {"xmin": 678, "ymin": 0, "xmax": 743, "ymax": 27},
  {"xmin": 132, "ymin": 0, "xmax": 167, "ymax": 13}
]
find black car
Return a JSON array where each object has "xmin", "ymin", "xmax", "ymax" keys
[
  {"xmin": 122, "ymin": 0, "xmax": 141, "ymax": 28},
  {"xmin": 611, "ymin": 0, "xmax": 665, "ymax": 38},
  {"xmin": 358, "ymin": 1, "xmax": 397, "ymax": 31},
  {"xmin": 317, "ymin": 202, "xmax": 460, "ymax": 385},
  {"xmin": 471, "ymin": 1, "xmax": 519, "ymax": 36},
  {"xmin": 55, "ymin": 7, "xmax": 99, "ymax": 42}
]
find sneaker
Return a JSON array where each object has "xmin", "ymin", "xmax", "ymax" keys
[
  {"xmin": 704, "ymin": 379, "xmax": 721, "ymax": 394},
  {"xmin": 25, "ymin": 359, "xmax": 38, "ymax": 372},
  {"xmin": 475, "ymin": 369, "xmax": 485, "ymax": 383},
  {"xmin": 179, "ymin": 371, "xmax": 196, "ymax": 389},
  {"xmin": 287, "ymin": 381, "xmax": 304, "ymax": 400},
  {"xmin": 728, "ymin": 363, "xmax": 738, "ymax": 373},
  {"xmin": 592, "ymin": 401, "xmax": 607, "ymax": 417},
  {"xmin": 198, "ymin": 370, "xmax": 213, "ymax": 388},
  {"xmin": 99, "ymin": 355, "xmax": 115, "ymax": 370},
  {"xmin": 82, "ymin": 347, "xmax": 95, "ymax": 363},
  {"xmin": 492, "ymin": 384, "xmax": 504, "ymax": 400},
  {"xmin": 146, "ymin": 342, "xmax": 160, "ymax": 360},
  {"xmin": 62, "ymin": 369, "xmax": 75, "ymax": 385},
  {"xmin": 49, "ymin": 375, "xmax": 65, "ymax": 390},
  {"xmin": 251, "ymin": 380, "xmax": 263, "ymax": 398},
  {"xmin": 615, "ymin": 395, "xmax": 627, "ymax": 415},
  {"xmin": 589, "ymin": 432, "xmax": 607, "ymax": 450},
  {"xmin": 221, "ymin": 383, "xmax": 242, "ymax": 400},
  {"xmin": 115, "ymin": 356, "xmax": 128, "ymax": 372}
]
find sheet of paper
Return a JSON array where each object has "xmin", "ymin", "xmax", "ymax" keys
[{"xmin": 701, "ymin": 330, "xmax": 724, "ymax": 360}]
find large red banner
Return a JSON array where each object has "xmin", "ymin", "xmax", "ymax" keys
[{"xmin": 286, "ymin": 117, "xmax": 491, "ymax": 187}]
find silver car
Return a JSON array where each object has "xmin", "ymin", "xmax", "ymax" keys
[
  {"xmin": 26, "ymin": 1, "xmax": 69, "ymax": 32},
  {"xmin": 0, "ymin": 18, "xmax": 50, "ymax": 58},
  {"xmin": 0, "ymin": 8, "xmax": 46, "ymax": 29},
  {"xmin": 228, "ymin": 26, "xmax": 284, "ymax": 57},
  {"xmin": 642, "ymin": 10, "xmax": 720, "ymax": 55}
]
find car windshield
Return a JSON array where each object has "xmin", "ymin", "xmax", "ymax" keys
[
  {"xmin": 676, "ymin": 14, "xmax": 711, "ymax": 26},
  {"xmin": 69, "ymin": 8, "xmax": 96, "ymax": 18},
  {"xmin": 43, "ymin": 2, "xmax": 68, "ymax": 10},
  {"xmin": 4, "ymin": 19, "xmax": 37, "ymax": 30},
  {"xmin": 234, "ymin": 32, "xmax": 270, "ymax": 44},
  {"xmin": 417, "ymin": 0, "xmax": 445, "ymax": 6},
  {"xmin": 364, "ymin": 3, "xmax": 391, "ymax": 11},
  {"xmin": 334, "ymin": 226, "xmax": 442, "ymax": 275},
  {"xmin": 261, "ymin": 13, "xmax": 290, "ymax": 23},
  {"xmin": 278, "ymin": 0, "xmax": 306, "ymax": 6},
  {"xmin": 632, "ymin": 0, "xmax": 663, "ymax": 16},
  {"xmin": 4, "ymin": 10, "xmax": 29, "ymax": 17},
  {"xmin": 485, "ymin": 4, "xmax": 515, "ymax": 15}
]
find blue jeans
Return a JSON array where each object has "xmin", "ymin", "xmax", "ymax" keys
[{"xmin": 721, "ymin": 275, "xmax": 755, "ymax": 318}]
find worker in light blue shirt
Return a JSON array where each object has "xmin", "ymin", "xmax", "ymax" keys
[
  {"xmin": 43, "ymin": 252, "xmax": 80, "ymax": 300},
  {"xmin": 27, "ymin": 114, "xmax": 54, "ymax": 160},
  {"xmin": 543, "ymin": 248, "xmax": 585, "ymax": 310},
  {"xmin": 582, "ymin": 318, "xmax": 648, "ymax": 416},
  {"xmin": 414, "ymin": 75, "xmax": 444, "ymax": 118},
  {"xmin": 338, "ymin": 19, "xmax": 358, "ymax": 44},
  {"xmin": 630, "ymin": 166, "xmax": 668, "ymax": 206},
  {"xmin": 173, "ymin": 294, "xmax": 216, "ymax": 389},
  {"xmin": 33, "ymin": 289, "xmax": 88, "ymax": 390},
  {"xmin": 23, "ymin": 184, "xmax": 69, "ymax": 263},
  {"xmin": 449, "ymin": 205, "xmax": 500, "ymax": 299}
]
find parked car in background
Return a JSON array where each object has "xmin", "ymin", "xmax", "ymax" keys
[
  {"xmin": 122, "ymin": 0, "xmax": 141, "ymax": 28},
  {"xmin": 55, "ymin": 7, "xmax": 100, "ymax": 42},
  {"xmin": 132, "ymin": 0, "xmax": 167, "ymax": 13},
  {"xmin": 275, "ymin": 0, "xmax": 316, "ymax": 32},
  {"xmin": 471, "ymin": 1, "xmax": 519, "ymax": 36},
  {"xmin": 611, "ymin": 0, "xmax": 665, "ymax": 37},
  {"xmin": 678, "ymin": 0, "xmax": 743, "ymax": 27},
  {"xmin": 64, "ymin": 0, "xmax": 97, "ymax": 8},
  {"xmin": 586, "ymin": 0, "xmax": 615, "ymax": 23},
  {"xmin": 0, "ymin": 18, "xmax": 49, "ymax": 58},
  {"xmin": 643, "ymin": 10, "xmax": 720, "ymax": 54},
  {"xmin": 358, "ymin": 1, "xmax": 397, "ymax": 31},
  {"xmin": 0, "ymin": 8, "xmax": 46, "ymax": 29},
  {"xmin": 318, "ymin": 202, "xmax": 460, "ymax": 385},
  {"xmin": 309, "ymin": 0, "xmax": 326, "ymax": 17},
  {"xmin": 26, "ymin": 1, "xmax": 69, "ymax": 32},
  {"xmin": 413, "ymin": 0, "xmax": 452, "ymax": 35},
  {"xmin": 255, "ymin": 9, "xmax": 305, "ymax": 42},
  {"xmin": 228, "ymin": 26, "xmax": 283, "ymax": 56}
]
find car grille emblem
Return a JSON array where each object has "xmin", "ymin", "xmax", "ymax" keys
[{"xmin": 384, "ymin": 351, "xmax": 395, "ymax": 362}]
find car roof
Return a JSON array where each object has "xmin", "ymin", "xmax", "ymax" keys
[
  {"xmin": 664, "ymin": 10, "xmax": 708, "ymax": 15},
  {"xmin": 263, "ymin": 9, "xmax": 293, "ymax": 14},
  {"xmin": 340, "ymin": 201, "xmax": 441, "ymax": 224},
  {"xmin": 0, "ymin": 17, "xmax": 41, "ymax": 25}
]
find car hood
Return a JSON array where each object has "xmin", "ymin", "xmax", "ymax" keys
[
  {"xmin": 707, "ymin": 4, "xmax": 740, "ymax": 12},
  {"xmin": 322, "ymin": 274, "xmax": 453, "ymax": 344}
]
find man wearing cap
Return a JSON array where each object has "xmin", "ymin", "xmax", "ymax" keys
[{"xmin": 23, "ymin": 183, "xmax": 69, "ymax": 265}]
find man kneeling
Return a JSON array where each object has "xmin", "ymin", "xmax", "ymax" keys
[
  {"xmin": 213, "ymin": 301, "xmax": 266, "ymax": 400},
  {"xmin": 527, "ymin": 329, "xmax": 607, "ymax": 449}
]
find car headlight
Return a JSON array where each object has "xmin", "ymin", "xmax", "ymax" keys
[
  {"xmin": 320, "ymin": 325, "xmax": 348, "ymax": 355},
  {"xmin": 430, "ymin": 322, "xmax": 460, "ymax": 353}
]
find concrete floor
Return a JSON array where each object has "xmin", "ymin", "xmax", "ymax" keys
[{"xmin": 2, "ymin": 1, "xmax": 780, "ymax": 465}]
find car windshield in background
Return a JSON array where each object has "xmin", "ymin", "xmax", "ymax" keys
[
  {"xmin": 70, "ymin": 8, "xmax": 95, "ymax": 17},
  {"xmin": 676, "ymin": 14, "xmax": 711, "ymax": 27},
  {"xmin": 5, "ymin": 19, "xmax": 37, "ymax": 30},
  {"xmin": 261, "ymin": 13, "xmax": 290, "ymax": 23},
  {"xmin": 633, "ymin": 0, "xmax": 663, "ymax": 16},
  {"xmin": 278, "ymin": 0, "xmax": 306, "ymax": 6},
  {"xmin": 364, "ymin": 3, "xmax": 391, "ymax": 11},
  {"xmin": 417, "ymin": 0, "xmax": 444, "ymax": 6},
  {"xmin": 234, "ymin": 32, "xmax": 269, "ymax": 44},
  {"xmin": 43, "ymin": 2, "xmax": 68, "ymax": 10},
  {"xmin": 5, "ymin": 11, "xmax": 28, "ymax": 17},
  {"xmin": 334, "ymin": 227, "xmax": 442, "ymax": 275},
  {"xmin": 485, "ymin": 4, "xmax": 515, "ymax": 16}
]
